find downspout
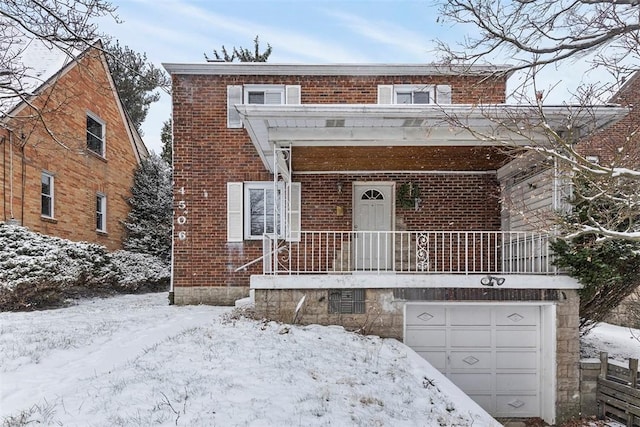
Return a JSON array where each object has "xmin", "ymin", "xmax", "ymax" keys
[
  {"xmin": 20, "ymin": 132, "xmax": 27, "ymax": 226},
  {"xmin": 1, "ymin": 134, "xmax": 5, "ymax": 221},
  {"xmin": 168, "ymin": 129, "xmax": 175, "ymax": 304},
  {"xmin": 9, "ymin": 132, "xmax": 14, "ymax": 222}
]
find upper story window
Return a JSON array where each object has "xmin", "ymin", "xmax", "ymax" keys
[
  {"xmin": 227, "ymin": 84, "xmax": 301, "ymax": 128},
  {"xmin": 396, "ymin": 88, "xmax": 431, "ymax": 104},
  {"xmin": 245, "ymin": 85, "xmax": 286, "ymax": 104},
  {"xmin": 87, "ymin": 113, "xmax": 105, "ymax": 156},
  {"xmin": 41, "ymin": 172, "xmax": 54, "ymax": 218},
  {"xmin": 377, "ymin": 84, "xmax": 452, "ymax": 105}
]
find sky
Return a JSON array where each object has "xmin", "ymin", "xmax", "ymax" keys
[{"xmin": 98, "ymin": 0, "xmax": 609, "ymax": 155}]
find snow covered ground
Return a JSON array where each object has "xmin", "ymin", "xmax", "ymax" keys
[
  {"xmin": 581, "ymin": 322, "xmax": 640, "ymax": 362},
  {"xmin": 0, "ymin": 292, "xmax": 499, "ymax": 426}
]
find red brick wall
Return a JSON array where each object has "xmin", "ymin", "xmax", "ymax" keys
[
  {"xmin": 578, "ymin": 75, "xmax": 640, "ymax": 167},
  {"xmin": 171, "ymin": 71, "xmax": 507, "ymax": 290},
  {"xmin": 298, "ymin": 173, "xmax": 500, "ymax": 231},
  {"xmin": 0, "ymin": 48, "xmax": 140, "ymax": 250}
]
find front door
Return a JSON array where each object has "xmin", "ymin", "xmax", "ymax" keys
[{"xmin": 353, "ymin": 182, "xmax": 394, "ymax": 270}]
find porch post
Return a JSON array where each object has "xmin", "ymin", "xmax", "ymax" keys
[{"xmin": 272, "ymin": 144, "xmax": 292, "ymax": 273}]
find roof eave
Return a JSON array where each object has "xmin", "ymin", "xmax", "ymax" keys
[{"xmin": 162, "ymin": 62, "xmax": 514, "ymax": 77}]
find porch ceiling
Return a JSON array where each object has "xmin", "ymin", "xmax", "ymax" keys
[
  {"xmin": 236, "ymin": 103, "xmax": 629, "ymax": 173},
  {"xmin": 291, "ymin": 145, "xmax": 510, "ymax": 171}
]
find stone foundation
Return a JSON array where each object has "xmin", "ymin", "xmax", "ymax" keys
[
  {"xmin": 254, "ymin": 288, "xmax": 404, "ymax": 339},
  {"xmin": 173, "ymin": 286, "xmax": 249, "ymax": 306}
]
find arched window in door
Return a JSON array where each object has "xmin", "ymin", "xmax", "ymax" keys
[{"xmin": 361, "ymin": 189, "xmax": 384, "ymax": 200}]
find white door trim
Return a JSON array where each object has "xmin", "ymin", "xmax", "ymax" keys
[
  {"xmin": 352, "ymin": 182, "xmax": 395, "ymax": 270},
  {"xmin": 352, "ymin": 181, "xmax": 396, "ymax": 231}
]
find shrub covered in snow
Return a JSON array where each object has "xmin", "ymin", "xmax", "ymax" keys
[{"xmin": 0, "ymin": 223, "xmax": 170, "ymax": 311}]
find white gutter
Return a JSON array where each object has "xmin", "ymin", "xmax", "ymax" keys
[{"xmin": 162, "ymin": 62, "xmax": 514, "ymax": 77}]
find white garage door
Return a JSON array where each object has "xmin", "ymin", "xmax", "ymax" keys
[{"xmin": 405, "ymin": 303, "xmax": 543, "ymax": 418}]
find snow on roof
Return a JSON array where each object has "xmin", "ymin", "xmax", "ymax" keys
[{"xmin": 0, "ymin": 29, "xmax": 88, "ymax": 116}]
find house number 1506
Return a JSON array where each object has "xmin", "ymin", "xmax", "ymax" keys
[{"xmin": 177, "ymin": 187, "xmax": 187, "ymax": 241}]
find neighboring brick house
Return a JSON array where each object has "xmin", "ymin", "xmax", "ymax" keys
[
  {"xmin": 163, "ymin": 62, "xmax": 627, "ymax": 424},
  {"xmin": 0, "ymin": 37, "xmax": 147, "ymax": 250},
  {"xmin": 578, "ymin": 73, "xmax": 640, "ymax": 328}
]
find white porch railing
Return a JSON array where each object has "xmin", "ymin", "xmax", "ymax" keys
[{"xmin": 263, "ymin": 231, "xmax": 558, "ymax": 275}]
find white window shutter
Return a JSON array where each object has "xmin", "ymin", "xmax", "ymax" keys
[
  {"xmin": 227, "ymin": 182, "xmax": 243, "ymax": 242},
  {"xmin": 285, "ymin": 85, "xmax": 301, "ymax": 104},
  {"xmin": 436, "ymin": 85, "xmax": 452, "ymax": 104},
  {"xmin": 377, "ymin": 85, "xmax": 394, "ymax": 104},
  {"xmin": 227, "ymin": 85, "xmax": 243, "ymax": 128},
  {"xmin": 287, "ymin": 182, "xmax": 301, "ymax": 241}
]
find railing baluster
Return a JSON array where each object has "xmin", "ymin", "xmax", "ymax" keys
[{"xmin": 264, "ymin": 230, "xmax": 554, "ymax": 276}]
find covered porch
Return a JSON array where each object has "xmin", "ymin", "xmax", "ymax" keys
[{"xmin": 236, "ymin": 103, "xmax": 627, "ymax": 282}]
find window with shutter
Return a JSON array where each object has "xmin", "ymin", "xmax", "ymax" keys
[
  {"xmin": 228, "ymin": 84, "xmax": 302, "ymax": 128},
  {"xmin": 243, "ymin": 85, "xmax": 284, "ymax": 105},
  {"xmin": 378, "ymin": 84, "xmax": 452, "ymax": 105},
  {"xmin": 228, "ymin": 181, "xmax": 302, "ymax": 241}
]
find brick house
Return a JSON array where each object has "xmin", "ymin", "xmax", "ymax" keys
[
  {"xmin": 164, "ymin": 62, "xmax": 627, "ymax": 423},
  {"xmin": 579, "ymin": 73, "xmax": 640, "ymax": 328},
  {"xmin": 1, "ymin": 37, "xmax": 147, "ymax": 250}
]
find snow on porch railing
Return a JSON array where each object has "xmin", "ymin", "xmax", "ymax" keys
[{"xmin": 263, "ymin": 231, "xmax": 558, "ymax": 275}]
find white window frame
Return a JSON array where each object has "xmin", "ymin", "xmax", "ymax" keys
[
  {"xmin": 244, "ymin": 181, "xmax": 284, "ymax": 240},
  {"xmin": 393, "ymin": 84, "xmax": 435, "ymax": 104},
  {"xmin": 227, "ymin": 84, "xmax": 300, "ymax": 128},
  {"xmin": 87, "ymin": 112, "xmax": 105, "ymax": 157},
  {"xmin": 41, "ymin": 171, "xmax": 54, "ymax": 218},
  {"xmin": 243, "ymin": 84, "xmax": 285, "ymax": 105},
  {"xmin": 96, "ymin": 193, "xmax": 107, "ymax": 232}
]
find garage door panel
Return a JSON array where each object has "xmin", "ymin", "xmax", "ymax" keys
[
  {"xmin": 496, "ymin": 329, "xmax": 537, "ymax": 347},
  {"xmin": 449, "ymin": 351, "xmax": 492, "ymax": 369},
  {"xmin": 449, "ymin": 306, "xmax": 491, "ymax": 325},
  {"xmin": 405, "ymin": 305, "xmax": 445, "ymax": 325},
  {"xmin": 449, "ymin": 372, "xmax": 493, "ymax": 391},
  {"xmin": 414, "ymin": 351, "xmax": 447, "ymax": 370},
  {"xmin": 496, "ymin": 372, "xmax": 539, "ymax": 391},
  {"xmin": 496, "ymin": 394, "xmax": 539, "ymax": 417},
  {"xmin": 404, "ymin": 329, "xmax": 445, "ymax": 346},
  {"xmin": 450, "ymin": 329, "xmax": 491, "ymax": 347},
  {"xmin": 496, "ymin": 351, "xmax": 538, "ymax": 369},
  {"xmin": 495, "ymin": 306, "xmax": 539, "ymax": 326},
  {"xmin": 466, "ymin": 394, "xmax": 493, "ymax": 413}
]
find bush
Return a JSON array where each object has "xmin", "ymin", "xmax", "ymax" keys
[
  {"xmin": 551, "ymin": 236, "xmax": 640, "ymax": 331},
  {"xmin": 0, "ymin": 223, "xmax": 170, "ymax": 311}
]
